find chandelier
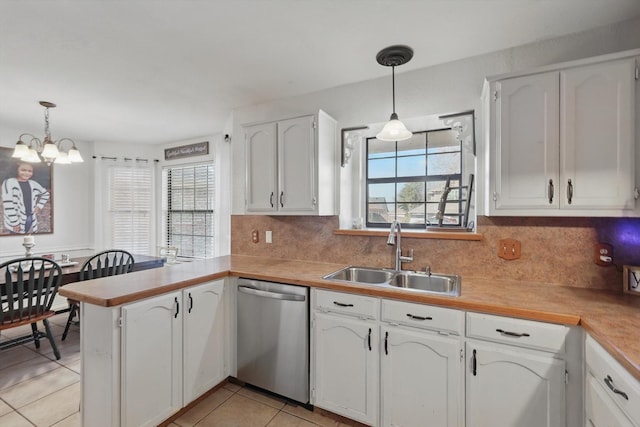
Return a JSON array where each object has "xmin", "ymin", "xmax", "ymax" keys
[{"xmin": 12, "ymin": 101, "xmax": 83, "ymax": 165}]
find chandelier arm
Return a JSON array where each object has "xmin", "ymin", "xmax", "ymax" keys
[
  {"xmin": 18, "ymin": 133, "xmax": 41, "ymax": 145},
  {"xmin": 56, "ymin": 138, "xmax": 78, "ymax": 151}
]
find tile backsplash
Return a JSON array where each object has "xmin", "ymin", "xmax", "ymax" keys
[{"xmin": 231, "ymin": 215, "xmax": 640, "ymax": 291}]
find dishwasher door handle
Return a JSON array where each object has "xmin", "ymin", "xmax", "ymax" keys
[{"xmin": 238, "ymin": 285, "xmax": 306, "ymax": 301}]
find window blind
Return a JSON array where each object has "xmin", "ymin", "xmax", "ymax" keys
[
  {"xmin": 108, "ymin": 164, "xmax": 152, "ymax": 254},
  {"xmin": 163, "ymin": 163, "xmax": 215, "ymax": 258}
]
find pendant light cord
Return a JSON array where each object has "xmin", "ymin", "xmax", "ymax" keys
[{"xmin": 391, "ymin": 65, "xmax": 396, "ymax": 114}]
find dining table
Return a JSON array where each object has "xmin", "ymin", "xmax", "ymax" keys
[{"xmin": 54, "ymin": 253, "xmax": 166, "ymax": 286}]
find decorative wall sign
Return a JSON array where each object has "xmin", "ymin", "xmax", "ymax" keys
[
  {"xmin": 0, "ymin": 147, "xmax": 53, "ymax": 236},
  {"xmin": 164, "ymin": 141, "xmax": 209, "ymax": 161},
  {"xmin": 623, "ymin": 265, "xmax": 640, "ymax": 296}
]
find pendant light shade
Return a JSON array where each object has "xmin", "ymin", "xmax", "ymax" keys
[
  {"xmin": 376, "ymin": 112, "xmax": 413, "ymax": 141},
  {"xmin": 375, "ymin": 45, "xmax": 413, "ymax": 142}
]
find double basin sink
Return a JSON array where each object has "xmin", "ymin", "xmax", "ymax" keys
[{"xmin": 323, "ymin": 266, "xmax": 461, "ymax": 297}]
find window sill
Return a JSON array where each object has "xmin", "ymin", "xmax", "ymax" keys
[{"xmin": 334, "ymin": 228, "xmax": 484, "ymax": 241}]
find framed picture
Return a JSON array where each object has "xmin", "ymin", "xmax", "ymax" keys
[
  {"xmin": 623, "ymin": 265, "xmax": 640, "ymax": 296},
  {"xmin": 0, "ymin": 147, "xmax": 53, "ymax": 235}
]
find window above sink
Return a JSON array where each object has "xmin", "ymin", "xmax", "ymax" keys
[{"xmin": 339, "ymin": 111, "xmax": 478, "ymax": 236}]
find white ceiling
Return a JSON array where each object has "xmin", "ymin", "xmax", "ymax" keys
[{"xmin": 1, "ymin": 0, "xmax": 640, "ymax": 145}]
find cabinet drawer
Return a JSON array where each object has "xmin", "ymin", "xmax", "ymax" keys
[
  {"xmin": 586, "ymin": 335, "xmax": 640, "ymax": 425},
  {"xmin": 381, "ymin": 299, "xmax": 464, "ymax": 335},
  {"xmin": 313, "ymin": 289, "xmax": 379, "ymax": 320},
  {"xmin": 466, "ymin": 312, "xmax": 569, "ymax": 353},
  {"xmin": 586, "ymin": 374, "xmax": 634, "ymax": 427}
]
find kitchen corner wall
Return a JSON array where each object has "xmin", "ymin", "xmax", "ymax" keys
[{"xmin": 231, "ymin": 215, "xmax": 640, "ymax": 292}]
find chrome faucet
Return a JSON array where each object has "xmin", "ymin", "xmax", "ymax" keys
[{"xmin": 387, "ymin": 220, "xmax": 414, "ymax": 270}]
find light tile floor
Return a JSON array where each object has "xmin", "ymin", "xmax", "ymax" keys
[{"xmin": 0, "ymin": 313, "xmax": 355, "ymax": 427}]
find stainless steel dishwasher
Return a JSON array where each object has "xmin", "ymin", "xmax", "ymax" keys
[{"xmin": 236, "ymin": 278, "xmax": 309, "ymax": 403}]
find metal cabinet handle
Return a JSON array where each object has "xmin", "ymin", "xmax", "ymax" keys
[
  {"xmin": 188, "ymin": 292, "xmax": 193, "ymax": 313},
  {"xmin": 269, "ymin": 192, "xmax": 274, "ymax": 208},
  {"xmin": 174, "ymin": 297, "xmax": 179, "ymax": 318},
  {"xmin": 333, "ymin": 301, "xmax": 354, "ymax": 307},
  {"xmin": 280, "ymin": 191, "xmax": 284, "ymax": 208},
  {"xmin": 472, "ymin": 349, "xmax": 477, "ymax": 376},
  {"xmin": 567, "ymin": 179, "xmax": 573, "ymax": 204},
  {"xmin": 604, "ymin": 375, "xmax": 629, "ymax": 400},
  {"xmin": 384, "ymin": 331, "xmax": 389, "ymax": 355},
  {"xmin": 496, "ymin": 328, "xmax": 530, "ymax": 337},
  {"xmin": 367, "ymin": 328, "xmax": 372, "ymax": 351},
  {"xmin": 548, "ymin": 179, "xmax": 554, "ymax": 204},
  {"xmin": 406, "ymin": 313, "xmax": 432, "ymax": 321}
]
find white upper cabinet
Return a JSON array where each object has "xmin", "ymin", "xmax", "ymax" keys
[
  {"xmin": 492, "ymin": 71, "xmax": 560, "ymax": 210},
  {"xmin": 245, "ymin": 122, "xmax": 278, "ymax": 212},
  {"xmin": 244, "ymin": 110, "xmax": 338, "ymax": 215},
  {"xmin": 485, "ymin": 52, "xmax": 638, "ymax": 216},
  {"xmin": 561, "ymin": 60, "xmax": 635, "ymax": 210}
]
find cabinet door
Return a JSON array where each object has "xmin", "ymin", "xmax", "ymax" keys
[
  {"xmin": 380, "ymin": 327, "xmax": 462, "ymax": 427},
  {"xmin": 245, "ymin": 122, "xmax": 278, "ymax": 212},
  {"xmin": 466, "ymin": 342, "xmax": 565, "ymax": 427},
  {"xmin": 278, "ymin": 115, "xmax": 316, "ymax": 212},
  {"xmin": 493, "ymin": 72, "xmax": 560, "ymax": 210},
  {"xmin": 121, "ymin": 292, "xmax": 182, "ymax": 427},
  {"xmin": 183, "ymin": 280, "xmax": 226, "ymax": 404},
  {"xmin": 560, "ymin": 59, "xmax": 635, "ymax": 210},
  {"xmin": 313, "ymin": 312, "xmax": 378, "ymax": 426}
]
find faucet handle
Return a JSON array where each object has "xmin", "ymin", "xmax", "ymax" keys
[
  {"xmin": 425, "ymin": 265, "xmax": 431, "ymax": 276},
  {"xmin": 400, "ymin": 249, "xmax": 414, "ymax": 263}
]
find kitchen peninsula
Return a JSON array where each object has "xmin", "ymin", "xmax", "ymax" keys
[{"xmin": 60, "ymin": 255, "xmax": 640, "ymax": 426}]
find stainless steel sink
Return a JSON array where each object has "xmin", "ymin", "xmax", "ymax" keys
[
  {"xmin": 322, "ymin": 266, "xmax": 395, "ymax": 285},
  {"xmin": 323, "ymin": 266, "xmax": 460, "ymax": 296},
  {"xmin": 389, "ymin": 271, "xmax": 460, "ymax": 296}
]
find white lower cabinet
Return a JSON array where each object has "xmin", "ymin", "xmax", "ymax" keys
[
  {"xmin": 465, "ymin": 341, "xmax": 566, "ymax": 427},
  {"xmin": 81, "ymin": 279, "xmax": 227, "ymax": 427},
  {"xmin": 182, "ymin": 280, "xmax": 226, "ymax": 404},
  {"xmin": 381, "ymin": 326, "xmax": 462, "ymax": 427},
  {"xmin": 312, "ymin": 290, "xmax": 464, "ymax": 427},
  {"xmin": 585, "ymin": 334, "xmax": 640, "ymax": 427},
  {"xmin": 313, "ymin": 312, "xmax": 379, "ymax": 425},
  {"xmin": 585, "ymin": 376, "xmax": 634, "ymax": 427},
  {"xmin": 465, "ymin": 312, "xmax": 570, "ymax": 427},
  {"xmin": 121, "ymin": 291, "xmax": 183, "ymax": 427},
  {"xmin": 312, "ymin": 291, "xmax": 379, "ymax": 426}
]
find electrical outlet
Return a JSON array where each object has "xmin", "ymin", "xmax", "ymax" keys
[
  {"xmin": 251, "ymin": 229, "xmax": 259, "ymax": 244},
  {"xmin": 266, "ymin": 230, "xmax": 272, "ymax": 244},
  {"xmin": 498, "ymin": 238, "xmax": 521, "ymax": 260},
  {"xmin": 594, "ymin": 243, "xmax": 613, "ymax": 266}
]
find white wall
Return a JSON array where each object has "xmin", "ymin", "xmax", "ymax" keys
[{"xmin": 230, "ymin": 16, "xmax": 640, "ymax": 215}]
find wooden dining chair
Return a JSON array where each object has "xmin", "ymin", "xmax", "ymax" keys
[
  {"xmin": 0, "ymin": 257, "xmax": 62, "ymax": 359},
  {"xmin": 61, "ymin": 249, "xmax": 134, "ymax": 341}
]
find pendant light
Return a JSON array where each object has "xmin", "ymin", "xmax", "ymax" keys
[{"xmin": 375, "ymin": 45, "xmax": 413, "ymax": 142}]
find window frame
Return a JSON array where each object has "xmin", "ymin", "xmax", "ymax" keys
[
  {"xmin": 365, "ymin": 128, "xmax": 464, "ymax": 229},
  {"xmin": 162, "ymin": 161, "xmax": 215, "ymax": 259}
]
